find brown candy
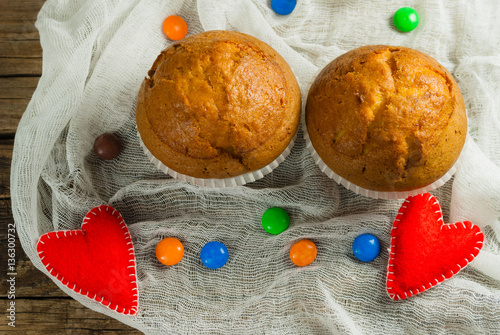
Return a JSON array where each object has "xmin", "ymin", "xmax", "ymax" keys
[{"xmin": 93, "ymin": 133, "xmax": 122, "ymax": 160}]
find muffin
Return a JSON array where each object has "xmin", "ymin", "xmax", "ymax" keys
[
  {"xmin": 305, "ymin": 45, "xmax": 467, "ymax": 194},
  {"xmin": 136, "ymin": 30, "xmax": 301, "ymax": 183}
]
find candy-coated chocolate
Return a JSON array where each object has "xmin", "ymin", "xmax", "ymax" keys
[
  {"xmin": 290, "ymin": 239, "xmax": 317, "ymax": 267},
  {"xmin": 271, "ymin": 0, "xmax": 297, "ymax": 16},
  {"xmin": 163, "ymin": 15, "xmax": 188, "ymax": 41},
  {"xmin": 262, "ymin": 207, "xmax": 290, "ymax": 235},
  {"xmin": 352, "ymin": 233, "xmax": 380, "ymax": 262},
  {"xmin": 156, "ymin": 237, "xmax": 184, "ymax": 266},
  {"xmin": 200, "ymin": 241, "xmax": 228, "ymax": 269},
  {"xmin": 93, "ymin": 133, "xmax": 122, "ymax": 160},
  {"xmin": 393, "ymin": 7, "xmax": 419, "ymax": 32}
]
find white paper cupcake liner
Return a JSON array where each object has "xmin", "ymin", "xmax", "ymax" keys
[
  {"xmin": 138, "ymin": 130, "xmax": 297, "ymax": 188},
  {"xmin": 303, "ymin": 119, "xmax": 465, "ymax": 200}
]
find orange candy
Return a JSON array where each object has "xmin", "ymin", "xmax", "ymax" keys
[
  {"xmin": 290, "ymin": 239, "xmax": 317, "ymax": 267},
  {"xmin": 162, "ymin": 15, "xmax": 188, "ymax": 41},
  {"xmin": 156, "ymin": 237, "xmax": 184, "ymax": 266}
]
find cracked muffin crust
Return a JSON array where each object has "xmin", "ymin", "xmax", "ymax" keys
[
  {"xmin": 136, "ymin": 30, "xmax": 301, "ymax": 179},
  {"xmin": 306, "ymin": 45, "xmax": 467, "ymax": 192}
]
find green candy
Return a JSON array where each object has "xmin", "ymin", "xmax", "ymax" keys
[
  {"xmin": 262, "ymin": 207, "xmax": 290, "ymax": 235},
  {"xmin": 393, "ymin": 7, "xmax": 419, "ymax": 32}
]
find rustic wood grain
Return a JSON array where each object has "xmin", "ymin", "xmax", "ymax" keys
[
  {"xmin": 0, "ymin": 58, "xmax": 42, "ymax": 76},
  {"xmin": 0, "ymin": 77, "xmax": 39, "ymax": 99},
  {"xmin": 0, "ymin": 20, "xmax": 39, "ymax": 38},
  {"xmin": 0, "ymin": 0, "xmax": 43, "ymax": 77},
  {"xmin": 0, "ymin": 0, "xmax": 45, "ymax": 18},
  {"xmin": 0, "ymin": 40, "xmax": 42, "ymax": 59},
  {"xmin": 0, "ymin": 199, "xmax": 65, "ymax": 298},
  {"xmin": 0, "ymin": 78, "xmax": 38, "ymax": 134},
  {"xmin": 0, "ymin": 81, "xmax": 39, "ymax": 132},
  {"xmin": 0, "ymin": 1, "xmax": 143, "ymax": 333},
  {"xmin": 0, "ymin": 299, "xmax": 144, "ymax": 334},
  {"xmin": 0, "ymin": 0, "xmax": 43, "ymax": 128},
  {"xmin": 0, "ymin": 100, "xmax": 28, "ymax": 135},
  {"xmin": 0, "ymin": 140, "xmax": 13, "ymax": 197}
]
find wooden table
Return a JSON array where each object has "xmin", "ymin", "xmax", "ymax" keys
[{"xmin": 0, "ymin": 1, "xmax": 142, "ymax": 333}]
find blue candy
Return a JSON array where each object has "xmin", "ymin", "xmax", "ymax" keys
[
  {"xmin": 200, "ymin": 241, "xmax": 229, "ymax": 269},
  {"xmin": 352, "ymin": 234, "xmax": 381, "ymax": 262},
  {"xmin": 271, "ymin": 0, "xmax": 297, "ymax": 16}
]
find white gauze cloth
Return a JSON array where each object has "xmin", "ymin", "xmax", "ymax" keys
[{"xmin": 11, "ymin": 0, "xmax": 500, "ymax": 334}]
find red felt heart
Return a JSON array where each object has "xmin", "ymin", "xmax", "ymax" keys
[
  {"xmin": 386, "ymin": 193, "xmax": 484, "ymax": 301},
  {"xmin": 37, "ymin": 205, "xmax": 138, "ymax": 315}
]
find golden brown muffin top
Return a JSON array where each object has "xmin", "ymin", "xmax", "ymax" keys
[
  {"xmin": 306, "ymin": 45, "xmax": 467, "ymax": 192},
  {"xmin": 136, "ymin": 30, "xmax": 301, "ymax": 178}
]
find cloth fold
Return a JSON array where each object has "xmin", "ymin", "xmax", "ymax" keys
[{"xmin": 11, "ymin": 0, "xmax": 500, "ymax": 333}]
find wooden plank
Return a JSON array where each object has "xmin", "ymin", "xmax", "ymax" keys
[
  {"xmin": 0, "ymin": 99, "xmax": 27, "ymax": 134},
  {"xmin": 0, "ymin": 199, "xmax": 65, "ymax": 297},
  {"xmin": 0, "ymin": 58, "xmax": 42, "ymax": 76},
  {"xmin": 0, "ymin": 77, "xmax": 40, "ymax": 135},
  {"xmin": 0, "ymin": 198, "xmax": 12, "ymax": 222},
  {"xmin": 0, "ymin": 298, "xmax": 143, "ymax": 334},
  {"xmin": 0, "ymin": 0, "xmax": 43, "ymax": 38},
  {"xmin": 0, "ymin": 0, "xmax": 44, "ymax": 77},
  {"xmin": 0, "ymin": 200, "xmax": 68, "ymax": 298},
  {"xmin": 0, "ymin": 76, "xmax": 39, "ymax": 99},
  {"xmin": 0, "ymin": 20, "xmax": 39, "ymax": 38},
  {"xmin": 0, "ymin": 40, "xmax": 42, "ymax": 58},
  {"xmin": 0, "ymin": 0, "xmax": 46, "ymax": 21},
  {"xmin": 0, "ymin": 140, "xmax": 13, "ymax": 198}
]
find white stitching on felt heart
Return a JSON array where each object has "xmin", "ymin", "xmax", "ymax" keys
[
  {"xmin": 386, "ymin": 194, "xmax": 484, "ymax": 301},
  {"xmin": 36, "ymin": 205, "xmax": 139, "ymax": 315}
]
